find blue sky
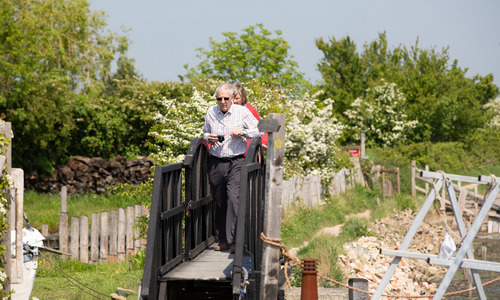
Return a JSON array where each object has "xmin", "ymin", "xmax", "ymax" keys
[{"xmin": 89, "ymin": 0, "xmax": 500, "ymax": 87}]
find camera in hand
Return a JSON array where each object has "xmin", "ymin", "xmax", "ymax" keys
[{"xmin": 217, "ymin": 135, "xmax": 225, "ymax": 143}]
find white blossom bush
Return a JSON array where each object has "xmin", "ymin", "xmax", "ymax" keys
[
  {"xmin": 148, "ymin": 89, "xmax": 212, "ymax": 165},
  {"xmin": 344, "ymin": 80, "xmax": 418, "ymax": 147},
  {"xmin": 285, "ymin": 92, "xmax": 345, "ymax": 180},
  {"xmin": 484, "ymin": 97, "xmax": 500, "ymax": 127}
]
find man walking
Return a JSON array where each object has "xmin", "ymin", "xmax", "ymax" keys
[{"xmin": 203, "ymin": 83, "xmax": 262, "ymax": 252}]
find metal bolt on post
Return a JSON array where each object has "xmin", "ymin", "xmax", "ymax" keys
[{"xmin": 300, "ymin": 258, "xmax": 318, "ymax": 300}]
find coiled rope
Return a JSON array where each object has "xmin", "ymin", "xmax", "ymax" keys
[{"xmin": 261, "ymin": 232, "xmax": 500, "ymax": 299}]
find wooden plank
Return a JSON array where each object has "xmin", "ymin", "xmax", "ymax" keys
[
  {"xmin": 90, "ymin": 212, "xmax": 99, "ymax": 262},
  {"xmin": 117, "ymin": 207, "xmax": 126, "ymax": 261},
  {"xmin": 60, "ymin": 186, "xmax": 67, "ymax": 213},
  {"xmin": 260, "ymin": 113, "xmax": 285, "ymax": 299},
  {"xmin": 100, "ymin": 211, "xmax": 108, "ymax": 262},
  {"xmin": 134, "ymin": 204, "xmax": 141, "ymax": 254},
  {"xmin": 164, "ymin": 246, "xmax": 234, "ymax": 281},
  {"xmin": 126, "ymin": 206, "xmax": 134, "ymax": 257},
  {"xmin": 109, "ymin": 209, "xmax": 117, "ymax": 263},
  {"xmin": 59, "ymin": 212, "xmax": 68, "ymax": 259},
  {"xmin": 12, "ymin": 169, "xmax": 24, "ymax": 283},
  {"xmin": 41, "ymin": 224, "xmax": 49, "ymax": 237},
  {"xmin": 70, "ymin": 216, "xmax": 79, "ymax": 260},
  {"xmin": 80, "ymin": 215, "xmax": 89, "ymax": 263}
]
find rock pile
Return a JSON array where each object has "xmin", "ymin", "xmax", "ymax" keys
[
  {"xmin": 26, "ymin": 155, "xmax": 154, "ymax": 194},
  {"xmin": 339, "ymin": 210, "xmax": 450, "ymax": 297}
]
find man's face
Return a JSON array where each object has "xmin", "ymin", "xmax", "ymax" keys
[{"xmin": 216, "ymin": 88, "xmax": 232, "ymax": 113}]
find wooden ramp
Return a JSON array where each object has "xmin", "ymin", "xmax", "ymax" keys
[
  {"xmin": 159, "ymin": 243, "xmax": 254, "ymax": 299},
  {"xmin": 164, "ymin": 243, "xmax": 234, "ymax": 281}
]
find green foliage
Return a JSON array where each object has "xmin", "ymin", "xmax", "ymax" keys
[
  {"xmin": 184, "ymin": 24, "xmax": 310, "ymax": 96},
  {"xmin": 0, "ymin": 121, "xmax": 12, "ymax": 298},
  {"xmin": 394, "ymin": 194, "xmax": 418, "ymax": 212},
  {"xmin": 340, "ymin": 217, "xmax": 373, "ymax": 239},
  {"xmin": 0, "ymin": 0, "xmax": 128, "ymax": 174},
  {"xmin": 316, "ymin": 32, "xmax": 499, "ymax": 144}
]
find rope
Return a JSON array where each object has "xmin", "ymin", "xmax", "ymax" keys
[
  {"xmin": 260, "ymin": 232, "xmax": 500, "ymax": 299},
  {"xmin": 38, "ymin": 250, "xmax": 109, "ymax": 299}
]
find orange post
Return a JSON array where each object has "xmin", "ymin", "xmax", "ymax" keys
[{"xmin": 300, "ymin": 258, "xmax": 318, "ymax": 300}]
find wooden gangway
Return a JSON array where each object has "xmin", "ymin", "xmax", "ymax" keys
[{"xmin": 140, "ymin": 115, "xmax": 285, "ymax": 300}]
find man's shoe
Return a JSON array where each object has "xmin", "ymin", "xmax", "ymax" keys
[
  {"xmin": 230, "ymin": 243, "xmax": 236, "ymax": 254},
  {"xmin": 214, "ymin": 242, "xmax": 230, "ymax": 251}
]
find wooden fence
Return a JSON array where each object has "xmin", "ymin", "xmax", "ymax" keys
[
  {"xmin": 281, "ymin": 156, "xmax": 365, "ymax": 210},
  {"xmin": 410, "ymin": 160, "xmax": 500, "ymax": 234},
  {"xmin": 47, "ymin": 201, "xmax": 148, "ymax": 263}
]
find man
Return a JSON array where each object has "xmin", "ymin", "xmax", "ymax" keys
[{"xmin": 203, "ymin": 83, "xmax": 262, "ymax": 252}]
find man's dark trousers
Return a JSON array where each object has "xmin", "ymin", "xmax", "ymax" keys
[{"xmin": 208, "ymin": 155, "xmax": 244, "ymax": 244}]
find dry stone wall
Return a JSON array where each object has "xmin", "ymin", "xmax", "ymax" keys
[{"xmin": 26, "ymin": 155, "xmax": 154, "ymax": 194}]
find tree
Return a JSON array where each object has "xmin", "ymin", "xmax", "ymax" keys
[
  {"xmin": 316, "ymin": 33, "xmax": 499, "ymax": 143},
  {"xmin": 184, "ymin": 23, "xmax": 309, "ymax": 96},
  {"xmin": 0, "ymin": 0, "xmax": 124, "ymax": 173}
]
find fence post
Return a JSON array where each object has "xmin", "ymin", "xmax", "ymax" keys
[
  {"xmin": 80, "ymin": 215, "xmax": 89, "ymax": 263},
  {"xmin": 259, "ymin": 113, "xmax": 285, "ymax": 300},
  {"xmin": 60, "ymin": 185, "xmax": 67, "ymax": 213},
  {"xmin": 126, "ymin": 206, "xmax": 134, "ymax": 257},
  {"xmin": 100, "ymin": 211, "xmax": 109, "ymax": 262},
  {"xmin": 11, "ymin": 169, "xmax": 24, "ymax": 283},
  {"xmin": 300, "ymin": 258, "xmax": 318, "ymax": 300},
  {"xmin": 411, "ymin": 160, "xmax": 416, "ymax": 197},
  {"xmin": 348, "ymin": 278, "xmax": 369, "ymax": 300},
  {"xmin": 134, "ymin": 204, "xmax": 142, "ymax": 254},
  {"xmin": 70, "ymin": 216, "xmax": 79, "ymax": 260},
  {"xmin": 396, "ymin": 167, "xmax": 400, "ymax": 194},
  {"xmin": 425, "ymin": 164, "xmax": 429, "ymax": 195},
  {"xmin": 109, "ymin": 209, "xmax": 118, "ymax": 263},
  {"xmin": 90, "ymin": 212, "xmax": 99, "ymax": 262},
  {"xmin": 118, "ymin": 207, "xmax": 126, "ymax": 261}
]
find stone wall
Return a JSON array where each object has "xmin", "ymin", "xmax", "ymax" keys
[{"xmin": 26, "ymin": 155, "xmax": 154, "ymax": 194}]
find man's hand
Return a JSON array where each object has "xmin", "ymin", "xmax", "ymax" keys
[
  {"xmin": 208, "ymin": 134, "xmax": 219, "ymax": 143},
  {"xmin": 230, "ymin": 128, "xmax": 244, "ymax": 137}
]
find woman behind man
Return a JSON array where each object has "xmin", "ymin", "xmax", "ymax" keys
[{"xmin": 232, "ymin": 83, "xmax": 268, "ymax": 150}]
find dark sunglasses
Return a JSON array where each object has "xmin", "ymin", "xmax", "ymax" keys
[{"xmin": 216, "ymin": 97, "xmax": 230, "ymax": 101}]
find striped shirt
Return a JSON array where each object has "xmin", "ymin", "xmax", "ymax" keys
[{"xmin": 203, "ymin": 104, "xmax": 262, "ymax": 158}]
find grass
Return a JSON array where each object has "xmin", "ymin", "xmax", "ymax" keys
[
  {"xmin": 31, "ymin": 250, "xmax": 144, "ymax": 300},
  {"xmin": 281, "ymin": 184, "xmax": 426, "ymax": 287},
  {"xmin": 24, "ymin": 183, "xmax": 151, "ymax": 233}
]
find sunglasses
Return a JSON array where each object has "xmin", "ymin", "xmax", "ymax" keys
[{"xmin": 216, "ymin": 97, "xmax": 230, "ymax": 101}]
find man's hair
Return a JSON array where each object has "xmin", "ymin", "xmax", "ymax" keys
[
  {"xmin": 232, "ymin": 82, "xmax": 247, "ymax": 104},
  {"xmin": 215, "ymin": 83, "xmax": 233, "ymax": 97}
]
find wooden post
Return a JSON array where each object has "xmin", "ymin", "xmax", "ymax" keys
[
  {"xmin": 396, "ymin": 167, "xmax": 400, "ymax": 194},
  {"xmin": 411, "ymin": 160, "xmax": 416, "ymax": 197},
  {"xmin": 425, "ymin": 165, "xmax": 429, "ymax": 195},
  {"xmin": 141, "ymin": 205, "xmax": 149, "ymax": 249},
  {"xmin": 349, "ymin": 278, "xmax": 369, "ymax": 300},
  {"xmin": 259, "ymin": 113, "xmax": 285, "ymax": 299},
  {"xmin": 134, "ymin": 204, "xmax": 142, "ymax": 254},
  {"xmin": 70, "ymin": 217, "xmax": 79, "ymax": 260},
  {"xmin": 109, "ymin": 209, "xmax": 118, "ymax": 263},
  {"xmin": 360, "ymin": 131, "xmax": 366, "ymax": 160},
  {"xmin": 41, "ymin": 224, "xmax": 49, "ymax": 237},
  {"xmin": 381, "ymin": 166, "xmax": 385, "ymax": 197},
  {"xmin": 1, "ymin": 123, "xmax": 12, "ymax": 294},
  {"xmin": 100, "ymin": 211, "xmax": 108, "ymax": 262},
  {"xmin": 117, "ymin": 207, "xmax": 126, "ymax": 261},
  {"xmin": 80, "ymin": 215, "xmax": 89, "ymax": 263},
  {"xmin": 11, "ymin": 169, "xmax": 24, "ymax": 283},
  {"xmin": 90, "ymin": 212, "xmax": 99, "ymax": 262},
  {"xmin": 59, "ymin": 211, "xmax": 69, "ymax": 259},
  {"xmin": 126, "ymin": 206, "xmax": 134, "ymax": 257},
  {"xmin": 60, "ymin": 185, "xmax": 68, "ymax": 213}
]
